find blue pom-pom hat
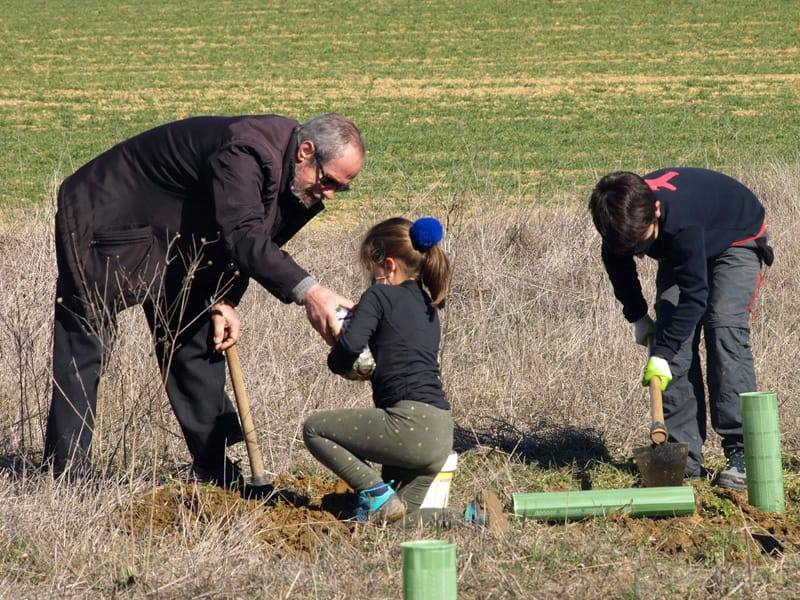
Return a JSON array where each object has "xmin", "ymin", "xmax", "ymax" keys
[{"xmin": 409, "ymin": 217, "xmax": 444, "ymax": 251}]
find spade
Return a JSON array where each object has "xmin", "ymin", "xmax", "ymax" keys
[
  {"xmin": 633, "ymin": 375, "xmax": 689, "ymax": 487},
  {"xmin": 226, "ymin": 344, "xmax": 305, "ymax": 504}
]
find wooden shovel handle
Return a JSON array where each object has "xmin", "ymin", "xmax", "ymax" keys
[
  {"xmin": 649, "ymin": 375, "xmax": 668, "ymax": 445},
  {"xmin": 225, "ymin": 344, "xmax": 268, "ymax": 486}
]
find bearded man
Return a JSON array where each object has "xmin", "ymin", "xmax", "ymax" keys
[{"xmin": 46, "ymin": 113, "xmax": 363, "ymax": 485}]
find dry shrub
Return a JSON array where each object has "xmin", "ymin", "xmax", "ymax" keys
[{"xmin": 0, "ymin": 165, "xmax": 798, "ymax": 596}]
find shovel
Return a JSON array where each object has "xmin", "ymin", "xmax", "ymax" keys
[
  {"xmin": 226, "ymin": 344, "xmax": 305, "ymax": 505},
  {"xmin": 633, "ymin": 375, "xmax": 689, "ymax": 487}
]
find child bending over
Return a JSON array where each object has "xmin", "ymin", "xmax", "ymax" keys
[{"xmin": 303, "ymin": 216, "xmax": 452, "ymax": 524}]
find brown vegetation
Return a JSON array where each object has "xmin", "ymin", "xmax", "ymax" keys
[{"xmin": 0, "ymin": 166, "xmax": 798, "ymax": 597}]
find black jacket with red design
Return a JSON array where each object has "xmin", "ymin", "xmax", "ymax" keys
[
  {"xmin": 55, "ymin": 115, "xmax": 322, "ymax": 314},
  {"xmin": 601, "ymin": 167, "xmax": 766, "ymax": 361}
]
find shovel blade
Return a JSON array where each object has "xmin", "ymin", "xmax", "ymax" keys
[
  {"xmin": 240, "ymin": 481, "xmax": 308, "ymax": 506},
  {"xmin": 633, "ymin": 443, "xmax": 689, "ymax": 487}
]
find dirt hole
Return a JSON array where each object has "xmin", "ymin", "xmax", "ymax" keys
[{"xmin": 114, "ymin": 474, "xmax": 356, "ymax": 558}]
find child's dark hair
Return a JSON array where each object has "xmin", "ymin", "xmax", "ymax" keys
[
  {"xmin": 588, "ymin": 171, "xmax": 657, "ymax": 255},
  {"xmin": 360, "ymin": 217, "xmax": 450, "ymax": 308}
]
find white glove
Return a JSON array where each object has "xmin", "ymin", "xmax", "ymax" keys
[
  {"xmin": 342, "ymin": 347, "xmax": 377, "ymax": 381},
  {"xmin": 633, "ymin": 315, "xmax": 655, "ymax": 347},
  {"xmin": 336, "ymin": 307, "xmax": 376, "ymax": 381}
]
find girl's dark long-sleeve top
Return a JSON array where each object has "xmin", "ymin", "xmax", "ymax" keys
[
  {"xmin": 602, "ymin": 167, "xmax": 766, "ymax": 361},
  {"xmin": 328, "ymin": 280, "xmax": 449, "ymax": 410}
]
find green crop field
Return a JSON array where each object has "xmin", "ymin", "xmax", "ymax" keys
[{"xmin": 1, "ymin": 0, "xmax": 798, "ymax": 211}]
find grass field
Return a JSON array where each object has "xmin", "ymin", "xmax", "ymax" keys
[
  {"xmin": 1, "ymin": 1, "xmax": 800, "ymax": 598},
  {"xmin": 1, "ymin": 0, "xmax": 799, "ymax": 210}
]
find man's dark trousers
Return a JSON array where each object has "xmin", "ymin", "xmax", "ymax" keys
[
  {"xmin": 654, "ymin": 244, "xmax": 763, "ymax": 476},
  {"xmin": 44, "ymin": 283, "xmax": 243, "ymax": 474}
]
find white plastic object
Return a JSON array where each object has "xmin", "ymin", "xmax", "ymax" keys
[
  {"xmin": 420, "ymin": 452, "xmax": 458, "ymax": 509},
  {"xmin": 336, "ymin": 306, "xmax": 353, "ymax": 329}
]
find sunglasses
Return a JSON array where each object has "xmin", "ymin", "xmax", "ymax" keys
[{"xmin": 316, "ymin": 155, "xmax": 350, "ymax": 193}]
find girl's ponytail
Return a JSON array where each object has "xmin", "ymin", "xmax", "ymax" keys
[
  {"xmin": 419, "ymin": 244, "xmax": 450, "ymax": 308},
  {"xmin": 410, "ymin": 217, "xmax": 451, "ymax": 309}
]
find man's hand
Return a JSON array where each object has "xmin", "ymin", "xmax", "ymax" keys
[
  {"xmin": 303, "ymin": 283, "xmax": 355, "ymax": 345},
  {"xmin": 633, "ymin": 315, "xmax": 655, "ymax": 346},
  {"xmin": 642, "ymin": 356, "xmax": 672, "ymax": 391},
  {"xmin": 210, "ymin": 301, "xmax": 241, "ymax": 352}
]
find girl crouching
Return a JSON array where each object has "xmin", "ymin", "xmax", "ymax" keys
[{"xmin": 303, "ymin": 216, "xmax": 453, "ymax": 524}]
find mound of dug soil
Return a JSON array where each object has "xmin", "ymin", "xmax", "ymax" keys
[
  {"xmin": 608, "ymin": 484, "xmax": 800, "ymax": 562},
  {"xmin": 115, "ymin": 474, "xmax": 355, "ymax": 557}
]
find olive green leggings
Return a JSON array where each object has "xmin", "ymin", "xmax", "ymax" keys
[{"xmin": 303, "ymin": 400, "xmax": 453, "ymax": 513}]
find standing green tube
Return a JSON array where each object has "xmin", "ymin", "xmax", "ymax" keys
[
  {"xmin": 401, "ymin": 540, "xmax": 457, "ymax": 600},
  {"xmin": 512, "ymin": 486, "xmax": 695, "ymax": 520},
  {"xmin": 741, "ymin": 391, "xmax": 785, "ymax": 513}
]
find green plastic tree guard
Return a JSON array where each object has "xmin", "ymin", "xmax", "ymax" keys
[
  {"xmin": 401, "ymin": 540, "xmax": 457, "ymax": 600},
  {"xmin": 512, "ymin": 486, "xmax": 695, "ymax": 520},
  {"xmin": 741, "ymin": 391, "xmax": 785, "ymax": 513}
]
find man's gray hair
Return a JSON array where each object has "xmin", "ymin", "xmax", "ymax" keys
[{"xmin": 297, "ymin": 114, "xmax": 365, "ymax": 164}]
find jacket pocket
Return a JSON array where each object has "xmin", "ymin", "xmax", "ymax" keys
[
  {"xmin": 88, "ymin": 224, "xmax": 158, "ymax": 308},
  {"xmin": 91, "ymin": 225, "xmax": 153, "ymax": 246}
]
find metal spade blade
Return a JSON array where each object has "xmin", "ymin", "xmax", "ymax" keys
[{"xmin": 633, "ymin": 442, "xmax": 689, "ymax": 487}]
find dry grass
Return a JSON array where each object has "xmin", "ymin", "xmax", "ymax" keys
[{"xmin": 0, "ymin": 166, "xmax": 799, "ymax": 597}]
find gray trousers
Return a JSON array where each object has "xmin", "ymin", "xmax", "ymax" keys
[
  {"xmin": 655, "ymin": 244, "xmax": 763, "ymax": 475},
  {"xmin": 303, "ymin": 401, "xmax": 453, "ymax": 515}
]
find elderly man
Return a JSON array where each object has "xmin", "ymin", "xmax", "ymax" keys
[{"xmin": 46, "ymin": 113, "xmax": 363, "ymax": 485}]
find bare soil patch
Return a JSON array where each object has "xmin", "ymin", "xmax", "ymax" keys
[
  {"xmin": 603, "ymin": 484, "xmax": 800, "ymax": 562},
  {"xmin": 115, "ymin": 474, "xmax": 355, "ymax": 558}
]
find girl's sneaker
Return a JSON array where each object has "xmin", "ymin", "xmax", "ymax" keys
[{"xmin": 356, "ymin": 481, "xmax": 406, "ymax": 524}]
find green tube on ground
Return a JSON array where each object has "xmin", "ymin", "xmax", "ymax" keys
[
  {"xmin": 401, "ymin": 540, "xmax": 457, "ymax": 600},
  {"xmin": 741, "ymin": 391, "xmax": 785, "ymax": 513},
  {"xmin": 512, "ymin": 486, "xmax": 695, "ymax": 520}
]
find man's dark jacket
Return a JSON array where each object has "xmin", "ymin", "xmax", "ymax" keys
[
  {"xmin": 55, "ymin": 115, "xmax": 322, "ymax": 315},
  {"xmin": 601, "ymin": 167, "xmax": 767, "ymax": 361}
]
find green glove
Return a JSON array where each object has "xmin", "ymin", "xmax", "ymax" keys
[{"xmin": 642, "ymin": 356, "xmax": 672, "ymax": 391}]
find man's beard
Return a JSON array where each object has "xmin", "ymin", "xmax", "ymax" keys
[{"xmin": 290, "ymin": 175, "xmax": 322, "ymax": 208}]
